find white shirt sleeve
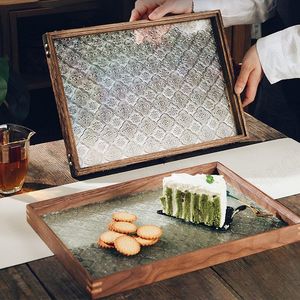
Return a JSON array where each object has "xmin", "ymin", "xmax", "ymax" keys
[
  {"xmin": 256, "ymin": 25, "xmax": 300, "ymax": 84},
  {"xmin": 193, "ymin": 0, "xmax": 276, "ymax": 27}
]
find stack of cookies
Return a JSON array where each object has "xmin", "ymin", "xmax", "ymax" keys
[{"xmin": 98, "ymin": 211, "xmax": 162, "ymax": 256}]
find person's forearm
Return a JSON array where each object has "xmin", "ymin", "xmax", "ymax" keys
[
  {"xmin": 193, "ymin": 0, "xmax": 276, "ymax": 27},
  {"xmin": 256, "ymin": 25, "xmax": 300, "ymax": 84}
]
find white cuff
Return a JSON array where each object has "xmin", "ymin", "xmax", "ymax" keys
[
  {"xmin": 193, "ymin": 0, "xmax": 229, "ymax": 26},
  {"xmin": 256, "ymin": 26, "xmax": 300, "ymax": 84},
  {"xmin": 193, "ymin": 0, "xmax": 276, "ymax": 27}
]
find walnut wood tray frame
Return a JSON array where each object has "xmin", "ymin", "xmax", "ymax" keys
[
  {"xmin": 27, "ymin": 162, "xmax": 300, "ymax": 299},
  {"xmin": 44, "ymin": 11, "xmax": 248, "ymax": 177}
]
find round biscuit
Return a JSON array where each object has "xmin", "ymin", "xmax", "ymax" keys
[
  {"xmin": 114, "ymin": 236, "xmax": 141, "ymax": 256},
  {"xmin": 134, "ymin": 236, "xmax": 159, "ymax": 246},
  {"xmin": 112, "ymin": 211, "xmax": 137, "ymax": 223},
  {"xmin": 98, "ymin": 239, "xmax": 114, "ymax": 249},
  {"xmin": 100, "ymin": 231, "xmax": 124, "ymax": 244},
  {"xmin": 112, "ymin": 221, "xmax": 137, "ymax": 234},
  {"xmin": 137, "ymin": 225, "xmax": 162, "ymax": 240},
  {"xmin": 108, "ymin": 222, "xmax": 116, "ymax": 231}
]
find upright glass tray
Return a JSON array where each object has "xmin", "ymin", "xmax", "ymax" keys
[
  {"xmin": 44, "ymin": 12, "xmax": 247, "ymax": 176},
  {"xmin": 27, "ymin": 162, "xmax": 300, "ymax": 299}
]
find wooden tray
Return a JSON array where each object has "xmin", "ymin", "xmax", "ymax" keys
[
  {"xmin": 27, "ymin": 162, "xmax": 300, "ymax": 299},
  {"xmin": 44, "ymin": 11, "xmax": 248, "ymax": 176}
]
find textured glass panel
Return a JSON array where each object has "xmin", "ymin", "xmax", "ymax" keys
[
  {"xmin": 54, "ymin": 19, "xmax": 237, "ymax": 168},
  {"xmin": 43, "ymin": 185, "xmax": 285, "ymax": 279}
]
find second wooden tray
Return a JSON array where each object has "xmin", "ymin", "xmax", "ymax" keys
[{"xmin": 27, "ymin": 162, "xmax": 300, "ymax": 299}]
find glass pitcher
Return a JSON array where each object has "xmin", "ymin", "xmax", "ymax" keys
[{"xmin": 0, "ymin": 124, "xmax": 35, "ymax": 195}]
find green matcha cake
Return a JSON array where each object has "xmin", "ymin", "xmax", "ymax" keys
[{"xmin": 160, "ymin": 173, "xmax": 227, "ymax": 228}]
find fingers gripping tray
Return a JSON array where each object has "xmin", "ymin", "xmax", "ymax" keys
[{"xmin": 44, "ymin": 11, "xmax": 248, "ymax": 176}]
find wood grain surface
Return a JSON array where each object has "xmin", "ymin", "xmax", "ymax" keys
[
  {"xmin": 0, "ymin": 264, "xmax": 50, "ymax": 300},
  {"xmin": 0, "ymin": 0, "xmax": 39, "ymax": 5},
  {"xmin": 212, "ymin": 242, "xmax": 300, "ymax": 300}
]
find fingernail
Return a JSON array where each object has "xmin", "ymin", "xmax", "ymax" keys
[
  {"xmin": 234, "ymin": 86, "xmax": 244, "ymax": 95},
  {"xmin": 148, "ymin": 13, "xmax": 155, "ymax": 20}
]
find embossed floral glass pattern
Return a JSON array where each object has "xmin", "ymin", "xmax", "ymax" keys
[
  {"xmin": 54, "ymin": 19, "xmax": 237, "ymax": 168},
  {"xmin": 43, "ymin": 185, "xmax": 285, "ymax": 279}
]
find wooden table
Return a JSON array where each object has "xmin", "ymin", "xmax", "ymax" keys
[{"xmin": 1, "ymin": 114, "xmax": 299, "ymax": 300}]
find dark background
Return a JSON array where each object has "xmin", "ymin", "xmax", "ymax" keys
[{"xmin": 1, "ymin": 0, "xmax": 135, "ymax": 144}]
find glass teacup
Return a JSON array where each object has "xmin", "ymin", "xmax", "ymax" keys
[{"xmin": 0, "ymin": 124, "xmax": 35, "ymax": 195}]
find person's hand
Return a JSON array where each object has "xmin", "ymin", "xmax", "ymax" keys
[
  {"xmin": 130, "ymin": 0, "xmax": 193, "ymax": 22},
  {"xmin": 234, "ymin": 44, "xmax": 264, "ymax": 107}
]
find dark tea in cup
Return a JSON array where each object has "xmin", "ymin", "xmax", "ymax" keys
[{"xmin": 0, "ymin": 124, "xmax": 35, "ymax": 195}]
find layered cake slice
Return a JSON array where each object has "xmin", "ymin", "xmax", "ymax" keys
[{"xmin": 160, "ymin": 173, "xmax": 227, "ymax": 228}]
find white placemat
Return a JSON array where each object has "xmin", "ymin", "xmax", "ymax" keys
[{"xmin": 1, "ymin": 138, "xmax": 300, "ymax": 269}]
